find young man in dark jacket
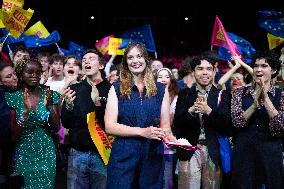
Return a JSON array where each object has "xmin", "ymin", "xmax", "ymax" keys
[
  {"xmin": 61, "ymin": 49, "xmax": 111, "ymax": 189},
  {"xmin": 174, "ymin": 53, "xmax": 232, "ymax": 189}
]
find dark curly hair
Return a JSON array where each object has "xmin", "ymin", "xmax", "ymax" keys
[
  {"xmin": 252, "ymin": 50, "xmax": 281, "ymax": 79},
  {"xmin": 190, "ymin": 52, "xmax": 218, "ymax": 71}
]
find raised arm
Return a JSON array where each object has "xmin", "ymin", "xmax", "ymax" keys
[
  {"xmin": 233, "ymin": 56, "xmax": 253, "ymax": 76},
  {"xmin": 218, "ymin": 62, "xmax": 241, "ymax": 89},
  {"xmin": 104, "ymin": 54, "xmax": 116, "ymax": 78}
]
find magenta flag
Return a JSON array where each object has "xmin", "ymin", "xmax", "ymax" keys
[
  {"xmin": 95, "ymin": 34, "xmax": 115, "ymax": 55},
  {"xmin": 211, "ymin": 16, "xmax": 241, "ymax": 57}
]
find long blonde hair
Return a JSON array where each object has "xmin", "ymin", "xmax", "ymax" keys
[{"xmin": 120, "ymin": 42, "xmax": 157, "ymax": 98}]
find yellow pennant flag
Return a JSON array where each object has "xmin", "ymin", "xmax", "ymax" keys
[
  {"xmin": 108, "ymin": 38, "xmax": 125, "ymax": 55},
  {"xmin": 25, "ymin": 21, "xmax": 50, "ymax": 38},
  {"xmin": 0, "ymin": 20, "xmax": 5, "ymax": 28},
  {"xmin": 267, "ymin": 33, "xmax": 284, "ymax": 50},
  {"xmin": 87, "ymin": 112, "xmax": 115, "ymax": 165},
  {"xmin": 1, "ymin": 7, "xmax": 34, "ymax": 38},
  {"xmin": 2, "ymin": 0, "xmax": 24, "ymax": 12}
]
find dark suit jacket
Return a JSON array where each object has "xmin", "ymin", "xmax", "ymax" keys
[{"xmin": 173, "ymin": 84, "xmax": 232, "ymax": 166}]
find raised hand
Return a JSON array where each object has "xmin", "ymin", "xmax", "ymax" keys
[
  {"xmin": 62, "ymin": 87, "xmax": 76, "ymax": 110},
  {"xmin": 194, "ymin": 95, "xmax": 212, "ymax": 115},
  {"xmin": 23, "ymin": 88, "xmax": 32, "ymax": 116},
  {"xmin": 44, "ymin": 88, "xmax": 53, "ymax": 111},
  {"xmin": 87, "ymin": 80, "xmax": 100, "ymax": 105}
]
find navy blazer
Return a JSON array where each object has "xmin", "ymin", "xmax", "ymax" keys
[{"xmin": 174, "ymin": 84, "xmax": 232, "ymax": 165}]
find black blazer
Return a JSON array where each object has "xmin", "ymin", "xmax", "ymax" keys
[{"xmin": 173, "ymin": 85, "xmax": 232, "ymax": 165}]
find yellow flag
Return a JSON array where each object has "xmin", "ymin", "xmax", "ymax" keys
[
  {"xmin": 267, "ymin": 33, "xmax": 284, "ymax": 50},
  {"xmin": 0, "ymin": 20, "xmax": 5, "ymax": 28},
  {"xmin": 25, "ymin": 21, "xmax": 50, "ymax": 38},
  {"xmin": 2, "ymin": 0, "xmax": 24, "ymax": 12},
  {"xmin": 108, "ymin": 38, "xmax": 125, "ymax": 55},
  {"xmin": 87, "ymin": 112, "xmax": 115, "ymax": 165},
  {"xmin": 1, "ymin": 7, "xmax": 34, "ymax": 37}
]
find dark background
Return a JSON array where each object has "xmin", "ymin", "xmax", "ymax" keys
[{"xmin": 19, "ymin": 1, "xmax": 284, "ymax": 57}]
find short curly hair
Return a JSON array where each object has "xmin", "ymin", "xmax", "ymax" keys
[
  {"xmin": 252, "ymin": 50, "xmax": 281, "ymax": 79},
  {"xmin": 190, "ymin": 52, "xmax": 218, "ymax": 71}
]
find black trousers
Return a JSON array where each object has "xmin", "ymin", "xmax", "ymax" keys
[{"xmin": 231, "ymin": 135, "xmax": 283, "ymax": 189}]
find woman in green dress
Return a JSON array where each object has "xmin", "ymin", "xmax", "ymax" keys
[{"xmin": 5, "ymin": 59, "xmax": 60, "ymax": 188}]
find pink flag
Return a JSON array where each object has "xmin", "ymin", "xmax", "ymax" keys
[
  {"xmin": 211, "ymin": 16, "xmax": 241, "ymax": 57},
  {"xmin": 95, "ymin": 34, "xmax": 115, "ymax": 55}
]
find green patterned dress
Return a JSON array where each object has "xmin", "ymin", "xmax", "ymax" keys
[{"xmin": 5, "ymin": 86, "xmax": 60, "ymax": 189}]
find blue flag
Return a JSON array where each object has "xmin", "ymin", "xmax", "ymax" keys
[
  {"xmin": 1, "ymin": 28, "xmax": 26, "ymax": 44},
  {"xmin": 60, "ymin": 48, "xmax": 74, "ymax": 56},
  {"xmin": 258, "ymin": 10, "xmax": 284, "ymax": 19},
  {"xmin": 68, "ymin": 41, "xmax": 86, "ymax": 58},
  {"xmin": 218, "ymin": 32, "xmax": 256, "ymax": 64},
  {"xmin": 24, "ymin": 30, "xmax": 61, "ymax": 48},
  {"xmin": 120, "ymin": 24, "xmax": 156, "ymax": 52},
  {"xmin": 258, "ymin": 10, "xmax": 284, "ymax": 38}
]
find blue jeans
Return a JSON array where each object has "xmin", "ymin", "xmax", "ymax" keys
[{"xmin": 67, "ymin": 148, "xmax": 107, "ymax": 189}]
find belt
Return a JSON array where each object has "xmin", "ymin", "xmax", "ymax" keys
[{"xmin": 197, "ymin": 139, "xmax": 207, "ymax": 146}]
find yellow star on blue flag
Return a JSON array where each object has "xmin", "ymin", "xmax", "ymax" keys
[{"xmin": 120, "ymin": 24, "xmax": 156, "ymax": 52}]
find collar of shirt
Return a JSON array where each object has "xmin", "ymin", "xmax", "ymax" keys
[{"xmin": 195, "ymin": 83, "xmax": 212, "ymax": 96}]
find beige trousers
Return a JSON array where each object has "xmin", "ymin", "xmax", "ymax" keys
[{"xmin": 178, "ymin": 144, "xmax": 221, "ymax": 189}]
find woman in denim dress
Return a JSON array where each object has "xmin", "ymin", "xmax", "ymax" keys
[{"xmin": 105, "ymin": 42, "xmax": 176, "ymax": 189}]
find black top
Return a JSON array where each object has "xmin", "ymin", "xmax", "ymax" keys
[
  {"xmin": 0, "ymin": 85, "xmax": 12, "ymax": 142},
  {"xmin": 173, "ymin": 84, "xmax": 232, "ymax": 164},
  {"xmin": 61, "ymin": 79, "xmax": 111, "ymax": 151}
]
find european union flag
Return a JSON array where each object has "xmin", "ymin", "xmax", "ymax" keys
[
  {"xmin": 60, "ymin": 48, "xmax": 73, "ymax": 56},
  {"xmin": 218, "ymin": 32, "xmax": 256, "ymax": 64},
  {"xmin": 258, "ymin": 10, "xmax": 284, "ymax": 38},
  {"xmin": 24, "ymin": 30, "xmax": 61, "ymax": 48},
  {"xmin": 68, "ymin": 41, "xmax": 86, "ymax": 58},
  {"xmin": 120, "ymin": 24, "xmax": 156, "ymax": 52},
  {"xmin": 258, "ymin": 10, "xmax": 284, "ymax": 19},
  {"xmin": 1, "ymin": 28, "xmax": 26, "ymax": 44}
]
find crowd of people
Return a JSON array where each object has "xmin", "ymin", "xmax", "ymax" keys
[{"xmin": 0, "ymin": 41, "xmax": 284, "ymax": 189}]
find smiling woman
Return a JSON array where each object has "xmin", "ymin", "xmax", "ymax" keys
[
  {"xmin": 104, "ymin": 42, "xmax": 176, "ymax": 189},
  {"xmin": 4, "ymin": 59, "xmax": 61, "ymax": 189}
]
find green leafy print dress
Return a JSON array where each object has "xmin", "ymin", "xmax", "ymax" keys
[{"xmin": 5, "ymin": 87, "xmax": 60, "ymax": 189}]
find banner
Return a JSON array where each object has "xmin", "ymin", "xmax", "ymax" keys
[
  {"xmin": 87, "ymin": 112, "xmax": 115, "ymax": 165},
  {"xmin": 108, "ymin": 38, "xmax": 125, "ymax": 55},
  {"xmin": 1, "ymin": 7, "xmax": 34, "ymax": 37},
  {"xmin": 24, "ymin": 30, "xmax": 60, "ymax": 48},
  {"xmin": 95, "ymin": 34, "xmax": 114, "ymax": 55},
  {"xmin": 218, "ymin": 32, "xmax": 256, "ymax": 64},
  {"xmin": 211, "ymin": 15, "xmax": 241, "ymax": 57},
  {"xmin": 25, "ymin": 21, "xmax": 50, "ymax": 38},
  {"xmin": 121, "ymin": 24, "xmax": 156, "ymax": 52},
  {"xmin": 2, "ymin": 0, "xmax": 24, "ymax": 12}
]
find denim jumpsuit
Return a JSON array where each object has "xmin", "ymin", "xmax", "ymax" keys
[{"xmin": 107, "ymin": 82, "xmax": 165, "ymax": 189}]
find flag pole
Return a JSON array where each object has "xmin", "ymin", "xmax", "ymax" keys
[
  {"xmin": 55, "ymin": 42, "xmax": 60, "ymax": 50},
  {"xmin": 55, "ymin": 42, "xmax": 64, "ymax": 55},
  {"xmin": 1, "ymin": 34, "xmax": 9, "ymax": 44},
  {"xmin": 7, "ymin": 44, "xmax": 13, "ymax": 60}
]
